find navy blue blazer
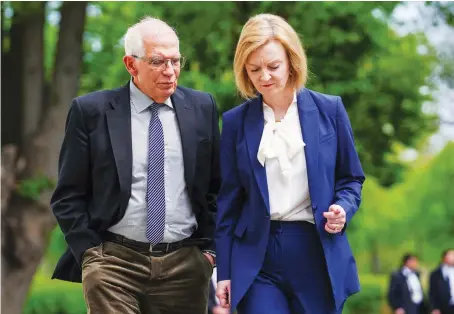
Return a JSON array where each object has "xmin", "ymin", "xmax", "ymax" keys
[
  {"xmin": 215, "ymin": 88, "xmax": 365, "ymax": 311},
  {"xmin": 429, "ymin": 267, "xmax": 453, "ymax": 313},
  {"xmin": 51, "ymin": 83, "xmax": 220, "ymax": 282},
  {"xmin": 388, "ymin": 269, "xmax": 427, "ymax": 313}
]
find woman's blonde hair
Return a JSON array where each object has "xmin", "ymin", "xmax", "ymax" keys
[{"xmin": 233, "ymin": 14, "xmax": 308, "ymax": 99}]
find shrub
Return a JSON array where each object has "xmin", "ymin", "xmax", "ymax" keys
[{"xmin": 24, "ymin": 273, "xmax": 85, "ymax": 314}]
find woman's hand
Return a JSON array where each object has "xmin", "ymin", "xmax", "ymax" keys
[
  {"xmin": 216, "ymin": 280, "xmax": 231, "ymax": 309},
  {"xmin": 323, "ymin": 204, "xmax": 346, "ymax": 234}
]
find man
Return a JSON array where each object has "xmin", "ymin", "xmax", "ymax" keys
[
  {"xmin": 388, "ymin": 253, "xmax": 427, "ymax": 314},
  {"xmin": 429, "ymin": 249, "xmax": 454, "ymax": 314},
  {"xmin": 51, "ymin": 17, "xmax": 220, "ymax": 314}
]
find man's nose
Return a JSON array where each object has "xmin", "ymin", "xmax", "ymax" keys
[{"xmin": 162, "ymin": 61, "xmax": 175, "ymax": 76}]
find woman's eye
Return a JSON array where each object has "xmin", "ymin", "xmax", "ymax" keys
[
  {"xmin": 250, "ymin": 68, "xmax": 259, "ymax": 72},
  {"xmin": 269, "ymin": 65, "xmax": 279, "ymax": 70}
]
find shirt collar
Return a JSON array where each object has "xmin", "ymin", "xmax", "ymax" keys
[
  {"xmin": 442, "ymin": 264, "xmax": 454, "ymax": 278},
  {"xmin": 129, "ymin": 79, "xmax": 173, "ymax": 113},
  {"xmin": 402, "ymin": 267, "xmax": 414, "ymax": 276}
]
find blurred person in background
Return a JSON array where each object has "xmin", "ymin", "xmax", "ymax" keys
[
  {"xmin": 50, "ymin": 16, "xmax": 219, "ymax": 314},
  {"xmin": 429, "ymin": 249, "xmax": 454, "ymax": 314},
  {"xmin": 388, "ymin": 253, "xmax": 428, "ymax": 314},
  {"xmin": 215, "ymin": 13, "xmax": 365, "ymax": 314}
]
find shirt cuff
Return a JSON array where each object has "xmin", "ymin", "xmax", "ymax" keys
[{"xmin": 202, "ymin": 250, "xmax": 216, "ymax": 267}]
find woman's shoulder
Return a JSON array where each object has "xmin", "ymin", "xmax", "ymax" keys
[
  {"xmin": 300, "ymin": 88, "xmax": 342, "ymax": 117},
  {"xmin": 222, "ymin": 98, "xmax": 255, "ymax": 121}
]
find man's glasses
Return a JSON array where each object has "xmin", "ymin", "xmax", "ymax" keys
[{"xmin": 132, "ymin": 55, "xmax": 186, "ymax": 71}]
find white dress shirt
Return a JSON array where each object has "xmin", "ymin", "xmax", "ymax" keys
[
  {"xmin": 108, "ymin": 81, "xmax": 197, "ymax": 243},
  {"xmin": 257, "ymin": 93, "xmax": 314, "ymax": 223},
  {"xmin": 441, "ymin": 264, "xmax": 454, "ymax": 304},
  {"xmin": 402, "ymin": 267, "xmax": 424, "ymax": 304}
]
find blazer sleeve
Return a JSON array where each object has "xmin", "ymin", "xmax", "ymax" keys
[
  {"xmin": 205, "ymin": 94, "xmax": 221, "ymax": 252},
  {"xmin": 333, "ymin": 97, "xmax": 365, "ymax": 229},
  {"xmin": 215, "ymin": 111, "xmax": 244, "ymax": 281},
  {"xmin": 50, "ymin": 98, "xmax": 102, "ymax": 267},
  {"xmin": 388, "ymin": 272, "xmax": 403, "ymax": 310},
  {"xmin": 429, "ymin": 270, "xmax": 441, "ymax": 311}
]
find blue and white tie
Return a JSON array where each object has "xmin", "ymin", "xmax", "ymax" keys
[{"xmin": 145, "ymin": 103, "xmax": 166, "ymax": 245}]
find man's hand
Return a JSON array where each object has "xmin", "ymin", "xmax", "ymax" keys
[
  {"xmin": 212, "ymin": 305, "xmax": 230, "ymax": 314},
  {"xmin": 395, "ymin": 308, "xmax": 405, "ymax": 314},
  {"xmin": 203, "ymin": 253, "xmax": 215, "ymax": 266},
  {"xmin": 431, "ymin": 310, "xmax": 441, "ymax": 314},
  {"xmin": 216, "ymin": 280, "xmax": 231, "ymax": 309},
  {"xmin": 323, "ymin": 204, "xmax": 346, "ymax": 234}
]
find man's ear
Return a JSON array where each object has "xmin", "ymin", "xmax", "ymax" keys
[{"xmin": 123, "ymin": 55, "xmax": 138, "ymax": 76}]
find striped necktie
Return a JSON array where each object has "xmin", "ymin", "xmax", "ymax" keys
[{"xmin": 145, "ymin": 103, "xmax": 166, "ymax": 245}]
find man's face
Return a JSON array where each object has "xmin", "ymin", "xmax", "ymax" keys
[
  {"xmin": 406, "ymin": 257, "xmax": 419, "ymax": 271},
  {"xmin": 129, "ymin": 32, "xmax": 181, "ymax": 103},
  {"xmin": 444, "ymin": 250, "xmax": 454, "ymax": 266}
]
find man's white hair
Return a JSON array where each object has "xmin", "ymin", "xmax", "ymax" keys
[{"xmin": 124, "ymin": 16, "xmax": 177, "ymax": 57}]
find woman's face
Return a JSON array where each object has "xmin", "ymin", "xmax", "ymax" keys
[{"xmin": 245, "ymin": 40, "xmax": 292, "ymax": 98}]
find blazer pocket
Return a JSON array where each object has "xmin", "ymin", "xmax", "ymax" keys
[
  {"xmin": 199, "ymin": 137, "xmax": 212, "ymax": 145},
  {"xmin": 320, "ymin": 133, "xmax": 336, "ymax": 144},
  {"xmin": 197, "ymin": 138, "xmax": 212, "ymax": 156}
]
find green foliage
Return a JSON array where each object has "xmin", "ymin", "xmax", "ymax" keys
[
  {"xmin": 79, "ymin": 1, "xmax": 440, "ymax": 187},
  {"xmin": 349, "ymin": 143, "xmax": 454, "ymax": 274},
  {"xmin": 42, "ymin": 226, "xmax": 67, "ymax": 273},
  {"xmin": 344, "ymin": 274, "xmax": 389, "ymax": 314},
  {"xmin": 24, "ymin": 273, "xmax": 84, "ymax": 314},
  {"xmin": 17, "ymin": 175, "xmax": 55, "ymax": 201}
]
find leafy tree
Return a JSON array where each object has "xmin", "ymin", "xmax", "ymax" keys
[{"xmin": 81, "ymin": 1, "xmax": 439, "ymax": 186}]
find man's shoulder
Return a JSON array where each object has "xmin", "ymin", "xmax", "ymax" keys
[
  {"xmin": 222, "ymin": 98, "xmax": 252, "ymax": 121},
  {"xmin": 76, "ymin": 86, "xmax": 126, "ymax": 106},
  {"xmin": 430, "ymin": 266, "xmax": 443, "ymax": 277},
  {"xmin": 176, "ymin": 85, "xmax": 212, "ymax": 102},
  {"xmin": 391, "ymin": 269, "xmax": 404, "ymax": 278}
]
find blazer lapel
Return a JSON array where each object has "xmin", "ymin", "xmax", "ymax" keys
[
  {"xmin": 106, "ymin": 83, "xmax": 132, "ymax": 210},
  {"xmin": 171, "ymin": 88, "xmax": 197, "ymax": 190},
  {"xmin": 297, "ymin": 89, "xmax": 320, "ymax": 206},
  {"xmin": 244, "ymin": 96, "xmax": 270, "ymax": 213}
]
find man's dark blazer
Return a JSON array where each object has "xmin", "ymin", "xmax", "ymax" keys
[
  {"xmin": 429, "ymin": 267, "xmax": 454, "ymax": 314},
  {"xmin": 388, "ymin": 269, "xmax": 427, "ymax": 314},
  {"xmin": 51, "ymin": 82, "xmax": 220, "ymax": 283}
]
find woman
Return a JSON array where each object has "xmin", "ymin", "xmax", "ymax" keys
[{"xmin": 215, "ymin": 14, "xmax": 365, "ymax": 314}]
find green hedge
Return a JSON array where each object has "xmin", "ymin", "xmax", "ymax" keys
[
  {"xmin": 24, "ymin": 273, "xmax": 85, "ymax": 314},
  {"xmin": 25, "ymin": 272, "xmax": 389, "ymax": 314},
  {"xmin": 344, "ymin": 274, "xmax": 387, "ymax": 314}
]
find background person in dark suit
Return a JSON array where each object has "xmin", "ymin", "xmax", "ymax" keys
[
  {"xmin": 51, "ymin": 16, "xmax": 220, "ymax": 314},
  {"xmin": 429, "ymin": 249, "xmax": 454, "ymax": 314},
  {"xmin": 388, "ymin": 253, "xmax": 427, "ymax": 314}
]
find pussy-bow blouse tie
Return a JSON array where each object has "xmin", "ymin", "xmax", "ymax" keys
[{"xmin": 257, "ymin": 104, "xmax": 305, "ymax": 174}]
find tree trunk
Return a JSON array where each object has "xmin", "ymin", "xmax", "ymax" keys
[
  {"xmin": 1, "ymin": 3, "xmax": 25, "ymax": 148},
  {"xmin": 1, "ymin": 3, "xmax": 87, "ymax": 314},
  {"xmin": 21, "ymin": 2, "xmax": 45, "ymax": 142},
  {"xmin": 370, "ymin": 239, "xmax": 381, "ymax": 274}
]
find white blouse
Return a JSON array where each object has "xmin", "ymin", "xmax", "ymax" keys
[{"xmin": 257, "ymin": 94, "xmax": 314, "ymax": 222}]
